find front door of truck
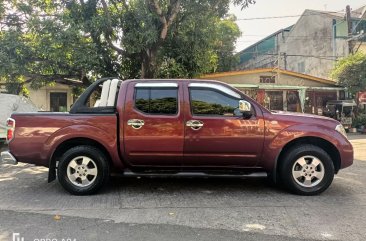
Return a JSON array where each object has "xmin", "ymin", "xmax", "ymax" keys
[
  {"xmin": 183, "ymin": 82, "xmax": 265, "ymax": 167},
  {"xmin": 123, "ymin": 82, "xmax": 184, "ymax": 166}
]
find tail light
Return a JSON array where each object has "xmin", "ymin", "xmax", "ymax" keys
[{"xmin": 6, "ymin": 118, "xmax": 15, "ymax": 142}]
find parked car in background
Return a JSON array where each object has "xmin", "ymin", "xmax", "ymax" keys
[
  {"xmin": 323, "ymin": 100, "xmax": 357, "ymax": 131},
  {"xmin": 1, "ymin": 78, "xmax": 353, "ymax": 196},
  {"xmin": 0, "ymin": 123, "xmax": 5, "ymax": 149},
  {"xmin": 0, "ymin": 94, "xmax": 38, "ymax": 148}
]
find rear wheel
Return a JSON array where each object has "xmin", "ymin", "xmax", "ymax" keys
[
  {"xmin": 57, "ymin": 145, "xmax": 110, "ymax": 195},
  {"xmin": 279, "ymin": 144, "xmax": 334, "ymax": 195}
]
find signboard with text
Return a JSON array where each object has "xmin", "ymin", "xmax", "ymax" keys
[
  {"xmin": 259, "ymin": 76, "xmax": 276, "ymax": 84},
  {"xmin": 359, "ymin": 91, "xmax": 366, "ymax": 104}
]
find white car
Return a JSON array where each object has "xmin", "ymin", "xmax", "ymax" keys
[{"xmin": 0, "ymin": 94, "xmax": 38, "ymax": 147}]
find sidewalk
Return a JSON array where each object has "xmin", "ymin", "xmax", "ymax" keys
[{"xmin": 347, "ymin": 133, "xmax": 366, "ymax": 140}]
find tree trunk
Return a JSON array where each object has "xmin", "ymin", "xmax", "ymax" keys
[
  {"xmin": 141, "ymin": 0, "xmax": 181, "ymax": 78},
  {"xmin": 141, "ymin": 47, "xmax": 158, "ymax": 78}
]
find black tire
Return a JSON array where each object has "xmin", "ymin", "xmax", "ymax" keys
[
  {"xmin": 57, "ymin": 145, "xmax": 110, "ymax": 195},
  {"xmin": 279, "ymin": 144, "xmax": 334, "ymax": 196}
]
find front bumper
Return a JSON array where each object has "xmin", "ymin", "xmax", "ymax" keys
[{"xmin": 0, "ymin": 151, "xmax": 18, "ymax": 165}]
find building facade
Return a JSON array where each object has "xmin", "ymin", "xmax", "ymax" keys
[
  {"xmin": 201, "ymin": 68, "xmax": 345, "ymax": 115},
  {"xmin": 0, "ymin": 81, "xmax": 78, "ymax": 112},
  {"xmin": 237, "ymin": 26, "xmax": 293, "ymax": 70},
  {"xmin": 236, "ymin": 6, "xmax": 366, "ymax": 79}
]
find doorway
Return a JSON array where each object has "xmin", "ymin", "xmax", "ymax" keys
[{"xmin": 50, "ymin": 92, "xmax": 67, "ymax": 112}]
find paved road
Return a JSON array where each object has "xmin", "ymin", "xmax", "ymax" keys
[{"xmin": 0, "ymin": 135, "xmax": 365, "ymax": 241}]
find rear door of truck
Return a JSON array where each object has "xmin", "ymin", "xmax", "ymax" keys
[{"xmin": 122, "ymin": 81, "xmax": 184, "ymax": 166}]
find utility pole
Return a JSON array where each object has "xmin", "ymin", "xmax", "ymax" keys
[
  {"xmin": 283, "ymin": 53, "xmax": 287, "ymax": 70},
  {"xmin": 345, "ymin": 5, "xmax": 353, "ymax": 54},
  {"xmin": 277, "ymin": 51, "xmax": 280, "ymax": 82}
]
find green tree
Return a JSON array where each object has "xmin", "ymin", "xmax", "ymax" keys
[
  {"xmin": 215, "ymin": 15, "xmax": 241, "ymax": 72},
  {"xmin": 0, "ymin": 0, "xmax": 112, "ymax": 93},
  {"xmin": 331, "ymin": 52, "xmax": 366, "ymax": 94},
  {"xmin": 94, "ymin": 0, "xmax": 252, "ymax": 77},
  {"xmin": 0, "ymin": 0, "xmax": 254, "ymax": 92}
]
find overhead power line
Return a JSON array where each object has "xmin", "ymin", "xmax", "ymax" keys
[
  {"xmin": 236, "ymin": 37, "xmax": 334, "ymax": 42},
  {"xmin": 239, "ymin": 35, "xmax": 335, "ymax": 38},
  {"xmin": 235, "ymin": 10, "xmax": 345, "ymax": 21},
  {"xmin": 232, "ymin": 52, "xmax": 340, "ymax": 61}
]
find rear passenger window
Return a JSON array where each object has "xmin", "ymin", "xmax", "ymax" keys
[{"xmin": 135, "ymin": 88, "xmax": 178, "ymax": 115}]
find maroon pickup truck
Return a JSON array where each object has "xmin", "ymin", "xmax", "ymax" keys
[{"xmin": 1, "ymin": 78, "xmax": 353, "ymax": 195}]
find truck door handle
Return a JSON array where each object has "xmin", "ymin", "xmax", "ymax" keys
[
  {"xmin": 186, "ymin": 120, "xmax": 204, "ymax": 130},
  {"xmin": 127, "ymin": 119, "xmax": 145, "ymax": 129}
]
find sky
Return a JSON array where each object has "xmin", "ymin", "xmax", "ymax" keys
[{"xmin": 229, "ymin": 0, "xmax": 366, "ymax": 52}]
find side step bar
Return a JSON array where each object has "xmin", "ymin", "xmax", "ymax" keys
[{"xmin": 119, "ymin": 170, "xmax": 268, "ymax": 179}]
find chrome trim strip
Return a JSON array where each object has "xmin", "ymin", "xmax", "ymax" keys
[
  {"xmin": 188, "ymin": 83, "xmax": 241, "ymax": 98},
  {"xmin": 135, "ymin": 83, "xmax": 178, "ymax": 88},
  {"xmin": 0, "ymin": 151, "xmax": 18, "ymax": 165}
]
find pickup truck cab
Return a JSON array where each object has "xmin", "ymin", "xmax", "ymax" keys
[{"xmin": 1, "ymin": 78, "xmax": 353, "ymax": 195}]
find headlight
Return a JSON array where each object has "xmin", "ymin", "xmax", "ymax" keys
[{"xmin": 335, "ymin": 124, "xmax": 347, "ymax": 139}]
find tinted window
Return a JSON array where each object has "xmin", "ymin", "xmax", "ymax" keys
[
  {"xmin": 135, "ymin": 88, "xmax": 178, "ymax": 115},
  {"xmin": 190, "ymin": 88, "xmax": 240, "ymax": 116}
]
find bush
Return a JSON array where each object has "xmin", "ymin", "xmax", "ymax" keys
[{"xmin": 353, "ymin": 114, "xmax": 366, "ymax": 128}]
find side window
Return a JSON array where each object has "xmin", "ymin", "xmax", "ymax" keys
[
  {"xmin": 190, "ymin": 88, "xmax": 241, "ymax": 116},
  {"xmin": 135, "ymin": 88, "xmax": 178, "ymax": 115}
]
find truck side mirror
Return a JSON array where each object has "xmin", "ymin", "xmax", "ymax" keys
[{"xmin": 239, "ymin": 100, "xmax": 253, "ymax": 118}]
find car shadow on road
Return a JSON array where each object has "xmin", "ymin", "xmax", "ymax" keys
[{"xmin": 105, "ymin": 175, "xmax": 286, "ymax": 196}]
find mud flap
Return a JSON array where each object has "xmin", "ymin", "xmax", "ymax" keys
[{"xmin": 48, "ymin": 160, "xmax": 56, "ymax": 183}]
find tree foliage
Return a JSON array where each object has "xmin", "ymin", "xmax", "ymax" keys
[
  {"xmin": 0, "ymin": 0, "xmax": 254, "ymax": 94},
  {"xmin": 331, "ymin": 52, "xmax": 366, "ymax": 94}
]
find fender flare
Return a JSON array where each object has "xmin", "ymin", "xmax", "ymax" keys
[
  {"xmin": 45, "ymin": 125, "xmax": 121, "ymax": 182},
  {"xmin": 263, "ymin": 123, "xmax": 346, "ymax": 182}
]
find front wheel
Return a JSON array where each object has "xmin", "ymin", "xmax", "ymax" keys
[
  {"xmin": 57, "ymin": 145, "xmax": 110, "ymax": 195},
  {"xmin": 279, "ymin": 144, "xmax": 334, "ymax": 195}
]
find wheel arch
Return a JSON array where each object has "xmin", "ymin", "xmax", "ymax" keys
[
  {"xmin": 48, "ymin": 137, "xmax": 113, "ymax": 183},
  {"xmin": 275, "ymin": 136, "xmax": 341, "ymax": 180}
]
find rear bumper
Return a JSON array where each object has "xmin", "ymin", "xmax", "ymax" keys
[{"xmin": 0, "ymin": 151, "xmax": 18, "ymax": 165}]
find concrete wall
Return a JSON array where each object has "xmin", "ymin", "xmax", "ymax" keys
[
  {"xmin": 26, "ymin": 82, "xmax": 74, "ymax": 111},
  {"xmin": 236, "ymin": 10, "xmax": 353, "ymax": 80},
  {"xmin": 237, "ymin": 30, "xmax": 291, "ymax": 70},
  {"xmin": 280, "ymin": 10, "xmax": 348, "ymax": 79},
  {"xmin": 0, "ymin": 83, "xmax": 6, "ymax": 93}
]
